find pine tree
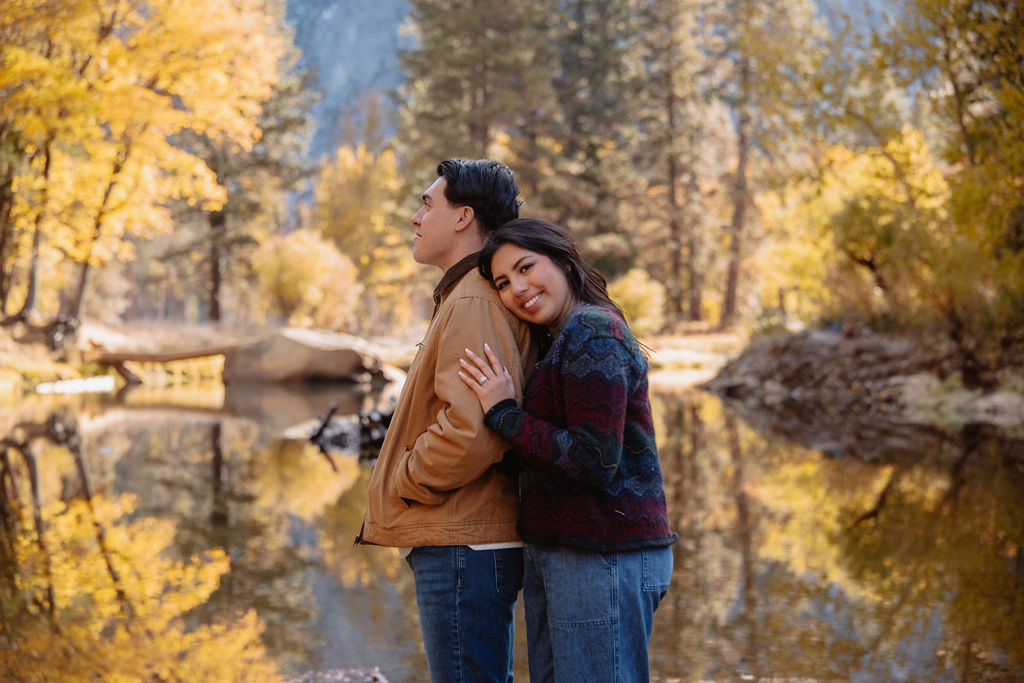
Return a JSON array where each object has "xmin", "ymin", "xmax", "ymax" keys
[
  {"xmin": 395, "ymin": 0, "xmax": 554, "ymax": 171},
  {"xmin": 521, "ymin": 0, "xmax": 647, "ymax": 278},
  {"xmin": 634, "ymin": 0, "xmax": 711, "ymax": 322}
]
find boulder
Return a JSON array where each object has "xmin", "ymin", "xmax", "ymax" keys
[{"xmin": 222, "ymin": 328, "xmax": 400, "ymax": 384}]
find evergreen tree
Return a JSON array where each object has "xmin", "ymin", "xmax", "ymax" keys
[
  {"xmin": 634, "ymin": 0, "xmax": 712, "ymax": 322},
  {"xmin": 395, "ymin": 0, "xmax": 553, "ymax": 172},
  {"xmin": 521, "ymin": 0, "xmax": 647, "ymax": 278}
]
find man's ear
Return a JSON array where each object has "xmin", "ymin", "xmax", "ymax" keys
[{"xmin": 454, "ymin": 205, "xmax": 475, "ymax": 231}]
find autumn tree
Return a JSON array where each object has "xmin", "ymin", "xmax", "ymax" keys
[
  {"xmin": 0, "ymin": 0, "xmax": 286, "ymax": 339},
  {"xmin": 883, "ymin": 0, "xmax": 1024, "ymax": 378},
  {"xmin": 800, "ymin": 0, "xmax": 1024, "ymax": 383},
  {"xmin": 252, "ymin": 228, "xmax": 362, "ymax": 330},
  {"xmin": 516, "ymin": 0, "xmax": 647, "ymax": 278},
  {"xmin": 164, "ymin": 5, "xmax": 315, "ymax": 324},
  {"xmin": 313, "ymin": 145, "xmax": 426, "ymax": 333},
  {"xmin": 0, "ymin": 487, "xmax": 281, "ymax": 681}
]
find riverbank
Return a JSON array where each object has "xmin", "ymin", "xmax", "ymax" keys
[
  {"xmin": 4, "ymin": 321, "xmax": 1023, "ymax": 432},
  {"xmin": 703, "ymin": 327, "xmax": 1024, "ymax": 432},
  {"xmin": 0, "ymin": 321, "xmax": 749, "ymax": 400}
]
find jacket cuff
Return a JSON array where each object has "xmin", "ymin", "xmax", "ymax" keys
[{"xmin": 484, "ymin": 398, "xmax": 519, "ymax": 434}]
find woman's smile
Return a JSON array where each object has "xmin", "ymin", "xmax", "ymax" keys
[
  {"xmin": 522, "ymin": 293, "xmax": 542, "ymax": 310},
  {"xmin": 489, "ymin": 244, "xmax": 577, "ymax": 330}
]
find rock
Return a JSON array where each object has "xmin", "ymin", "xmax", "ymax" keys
[
  {"xmin": 960, "ymin": 390, "xmax": 1024, "ymax": 427},
  {"xmin": 222, "ymin": 328, "xmax": 399, "ymax": 384},
  {"xmin": 702, "ymin": 328, "xmax": 1024, "ymax": 457},
  {"xmin": 283, "ymin": 668, "xmax": 390, "ymax": 683},
  {"xmin": 703, "ymin": 328, "xmax": 955, "ymax": 414}
]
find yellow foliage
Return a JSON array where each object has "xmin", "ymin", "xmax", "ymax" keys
[
  {"xmin": 0, "ymin": 0, "xmax": 287, "ymax": 282},
  {"xmin": 608, "ymin": 268, "xmax": 666, "ymax": 337},
  {"xmin": 252, "ymin": 228, "xmax": 363, "ymax": 330},
  {"xmin": 313, "ymin": 144, "xmax": 425, "ymax": 333},
  {"xmin": 751, "ymin": 128, "xmax": 954, "ymax": 328},
  {"xmin": 4, "ymin": 492, "xmax": 281, "ymax": 681},
  {"xmin": 254, "ymin": 439, "xmax": 361, "ymax": 523}
]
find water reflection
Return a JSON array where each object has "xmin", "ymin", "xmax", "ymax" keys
[{"xmin": 1, "ymin": 384, "xmax": 1022, "ymax": 681}]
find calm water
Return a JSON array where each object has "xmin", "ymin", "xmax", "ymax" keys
[{"xmin": 1, "ymin": 380, "xmax": 1022, "ymax": 682}]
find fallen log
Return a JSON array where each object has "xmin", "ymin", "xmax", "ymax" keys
[{"xmin": 86, "ymin": 345, "xmax": 245, "ymax": 384}]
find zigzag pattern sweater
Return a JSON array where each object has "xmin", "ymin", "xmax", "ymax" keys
[{"xmin": 485, "ymin": 304, "xmax": 676, "ymax": 552}]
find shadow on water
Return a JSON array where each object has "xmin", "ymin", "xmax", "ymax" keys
[{"xmin": 1, "ymin": 382, "xmax": 1022, "ymax": 681}]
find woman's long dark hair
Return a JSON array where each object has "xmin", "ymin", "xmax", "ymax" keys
[{"xmin": 478, "ymin": 217, "xmax": 625, "ymax": 319}]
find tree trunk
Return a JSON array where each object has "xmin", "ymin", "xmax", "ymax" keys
[
  {"xmin": 939, "ymin": 19, "xmax": 976, "ymax": 167},
  {"xmin": 208, "ymin": 210, "xmax": 225, "ymax": 322},
  {"xmin": 0, "ymin": 177, "xmax": 13, "ymax": 314},
  {"xmin": 467, "ymin": 28, "xmax": 491, "ymax": 155},
  {"xmin": 0, "ymin": 121, "xmax": 15, "ymax": 314},
  {"xmin": 722, "ymin": 60, "xmax": 750, "ymax": 327},
  {"xmin": 6, "ymin": 134, "xmax": 52, "ymax": 324},
  {"xmin": 16, "ymin": 227, "xmax": 42, "ymax": 320},
  {"xmin": 684, "ymin": 129, "xmax": 703, "ymax": 322},
  {"xmin": 665, "ymin": 67, "xmax": 685, "ymax": 320},
  {"xmin": 667, "ymin": 159, "xmax": 685, "ymax": 319},
  {"xmin": 210, "ymin": 422, "xmax": 228, "ymax": 526},
  {"xmin": 67, "ymin": 259, "xmax": 92, "ymax": 322},
  {"xmin": 67, "ymin": 141, "xmax": 130, "ymax": 322},
  {"xmin": 687, "ymin": 233, "xmax": 702, "ymax": 321}
]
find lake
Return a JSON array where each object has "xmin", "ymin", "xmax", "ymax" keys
[{"xmin": 1, "ymin": 379, "xmax": 1022, "ymax": 682}]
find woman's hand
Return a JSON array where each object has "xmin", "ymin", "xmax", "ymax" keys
[{"xmin": 458, "ymin": 343, "xmax": 515, "ymax": 413}]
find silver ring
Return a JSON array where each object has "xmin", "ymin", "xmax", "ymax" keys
[{"xmin": 479, "ymin": 376, "xmax": 489, "ymax": 385}]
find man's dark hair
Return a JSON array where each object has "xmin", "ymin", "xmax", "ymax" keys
[{"xmin": 436, "ymin": 159, "xmax": 521, "ymax": 235}]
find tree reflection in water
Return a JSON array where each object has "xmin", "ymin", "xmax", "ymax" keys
[
  {"xmin": 653, "ymin": 386, "xmax": 1024, "ymax": 682},
  {"xmin": 1, "ymin": 387, "xmax": 1022, "ymax": 681}
]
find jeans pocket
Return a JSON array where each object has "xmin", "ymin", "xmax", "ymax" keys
[
  {"xmin": 534, "ymin": 546, "xmax": 616, "ymax": 627},
  {"xmin": 641, "ymin": 547, "xmax": 673, "ymax": 594},
  {"xmin": 493, "ymin": 547, "xmax": 524, "ymax": 601}
]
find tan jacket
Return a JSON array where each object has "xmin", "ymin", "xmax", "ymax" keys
[{"xmin": 359, "ymin": 264, "xmax": 535, "ymax": 547}]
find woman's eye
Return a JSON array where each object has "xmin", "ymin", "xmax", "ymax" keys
[
  {"xmin": 520, "ymin": 263, "xmax": 532, "ymax": 273},
  {"xmin": 495, "ymin": 281, "xmax": 508, "ymax": 291}
]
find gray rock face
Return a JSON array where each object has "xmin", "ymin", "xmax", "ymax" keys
[
  {"xmin": 222, "ymin": 327, "xmax": 396, "ymax": 383},
  {"xmin": 286, "ymin": 0, "xmax": 409, "ymax": 158}
]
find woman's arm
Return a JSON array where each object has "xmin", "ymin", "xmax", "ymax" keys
[{"xmin": 477, "ymin": 334, "xmax": 638, "ymax": 490}]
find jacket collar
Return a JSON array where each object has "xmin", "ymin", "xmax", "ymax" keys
[{"xmin": 433, "ymin": 252, "xmax": 481, "ymax": 312}]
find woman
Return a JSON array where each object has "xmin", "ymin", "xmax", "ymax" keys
[{"xmin": 458, "ymin": 217, "xmax": 676, "ymax": 683}]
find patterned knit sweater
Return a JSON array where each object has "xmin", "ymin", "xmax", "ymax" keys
[{"xmin": 484, "ymin": 304, "xmax": 676, "ymax": 552}]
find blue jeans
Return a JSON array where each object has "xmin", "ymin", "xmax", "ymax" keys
[
  {"xmin": 406, "ymin": 545, "xmax": 524, "ymax": 683},
  {"xmin": 523, "ymin": 544, "xmax": 673, "ymax": 683}
]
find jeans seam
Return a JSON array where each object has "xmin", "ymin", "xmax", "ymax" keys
[
  {"xmin": 611, "ymin": 554, "xmax": 620, "ymax": 682},
  {"xmin": 455, "ymin": 546, "xmax": 465, "ymax": 683}
]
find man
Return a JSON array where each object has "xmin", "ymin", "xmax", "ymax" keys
[{"xmin": 358, "ymin": 159, "xmax": 536, "ymax": 682}]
